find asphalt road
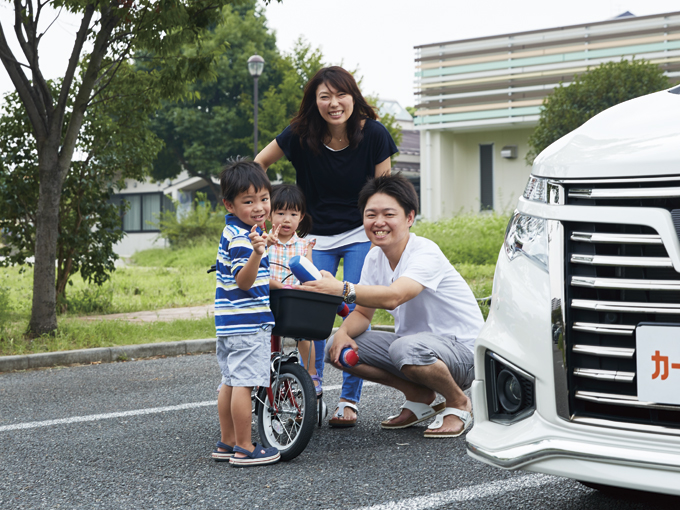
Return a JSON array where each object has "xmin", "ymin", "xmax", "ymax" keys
[{"xmin": 1, "ymin": 353, "xmax": 679, "ymax": 510}]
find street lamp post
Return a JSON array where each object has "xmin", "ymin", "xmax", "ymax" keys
[{"xmin": 247, "ymin": 55, "xmax": 265, "ymax": 158}]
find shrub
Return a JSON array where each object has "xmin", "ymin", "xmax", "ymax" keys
[
  {"xmin": 526, "ymin": 59, "xmax": 670, "ymax": 164},
  {"xmin": 157, "ymin": 192, "xmax": 225, "ymax": 247},
  {"xmin": 412, "ymin": 213, "xmax": 509, "ymax": 266}
]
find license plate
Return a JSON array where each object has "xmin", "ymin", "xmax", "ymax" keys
[{"xmin": 636, "ymin": 324, "xmax": 680, "ymax": 406}]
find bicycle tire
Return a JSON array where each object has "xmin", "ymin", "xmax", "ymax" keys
[{"xmin": 256, "ymin": 362, "xmax": 317, "ymax": 461}]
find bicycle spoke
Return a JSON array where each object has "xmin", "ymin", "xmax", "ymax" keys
[{"xmin": 258, "ymin": 365, "xmax": 314, "ymax": 458}]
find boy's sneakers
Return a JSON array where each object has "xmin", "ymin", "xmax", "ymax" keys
[
  {"xmin": 229, "ymin": 443, "xmax": 280, "ymax": 467},
  {"xmin": 211, "ymin": 441, "xmax": 234, "ymax": 461}
]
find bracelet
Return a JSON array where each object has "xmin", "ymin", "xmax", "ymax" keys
[{"xmin": 342, "ymin": 281, "xmax": 349, "ymax": 299}]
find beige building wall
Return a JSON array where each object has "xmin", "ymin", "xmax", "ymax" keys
[{"xmin": 421, "ymin": 127, "xmax": 533, "ymax": 219}]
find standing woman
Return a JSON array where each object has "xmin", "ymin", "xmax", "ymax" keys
[{"xmin": 256, "ymin": 66, "xmax": 398, "ymax": 427}]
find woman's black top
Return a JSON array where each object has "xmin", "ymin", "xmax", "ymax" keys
[{"xmin": 276, "ymin": 119, "xmax": 398, "ymax": 236}]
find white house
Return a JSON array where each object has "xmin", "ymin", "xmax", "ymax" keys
[
  {"xmin": 111, "ymin": 171, "xmax": 218, "ymax": 257},
  {"xmin": 415, "ymin": 10, "xmax": 680, "ymax": 220}
]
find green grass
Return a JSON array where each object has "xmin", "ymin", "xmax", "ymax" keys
[
  {"xmin": 1, "ymin": 214, "xmax": 506, "ymax": 356},
  {"xmin": 412, "ymin": 213, "xmax": 509, "ymax": 266},
  {"xmin": 0, "ymin": 317, "xmax": 215, "ymax": 356},
  {"xmin": 130, "ymin": 240, "xmax": 217, "ymax": 269}
]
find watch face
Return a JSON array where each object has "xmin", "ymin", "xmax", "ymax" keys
[{"xmin": 346, "ymin": 284, "xmax": 356, "ymax": 304}]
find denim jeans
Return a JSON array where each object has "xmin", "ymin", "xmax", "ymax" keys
[{"xmin": 307, "ymin": 241, "xmax": 370, "ymax": 404}]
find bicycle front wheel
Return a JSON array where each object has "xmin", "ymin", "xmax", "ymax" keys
[{"xmin": 256, "ymin": 362, "xmax": 317, "ymax": 461}]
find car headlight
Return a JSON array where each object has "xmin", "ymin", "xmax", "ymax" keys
[
  {"xmin": 523, "ymin": 175, "xmax": 548, "ymax": 203},
  {"xmin": 504, "ymin": 211, "xmax": 548, "ymax": 271}
]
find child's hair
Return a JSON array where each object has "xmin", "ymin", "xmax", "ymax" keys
[
  {"xmin": 219, "ymin": 157, "xmax": 272, "ymax": 203},
  {"xmin": 270, "ymin": 184, "xmax": 313, "ymax": 238}
]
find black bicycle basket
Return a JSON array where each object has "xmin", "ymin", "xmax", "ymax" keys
[{"xmin": 269, "ymin": 288, "xmax": 343, "ymax": 340}]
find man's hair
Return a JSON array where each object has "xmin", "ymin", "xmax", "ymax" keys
[
  {"xmin": 358, "ymin": 173, "xmax": 419, "ymax": 216},
  {"xmin": 220, "ymin": 158, "xmax": 272, "ymax": 202}
]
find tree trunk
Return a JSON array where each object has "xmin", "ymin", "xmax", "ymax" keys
[{"xmin": 28, "ymin": 148, "xmax": 64, "ymax": 336}]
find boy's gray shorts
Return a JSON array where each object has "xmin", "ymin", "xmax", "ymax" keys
[
  {"xmin": 325, "ymin": 331, "xmax": 475, "ymax": 391},
  {"xmin": 216, "ymin": 326, "xmax": 271, "ymax": 388}
]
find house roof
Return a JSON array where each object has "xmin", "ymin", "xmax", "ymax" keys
[
  {"xmin": 163, "ymin": 176, "xmax": 219, "ymax": 195},
  {"xmin": 415, "ymin": 10, "xmax": 680, "ymax": 49}
]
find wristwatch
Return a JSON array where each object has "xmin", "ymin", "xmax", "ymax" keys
[{"xmin": 344, "ymin": 282, "xmax": 356, "ymax": 304}]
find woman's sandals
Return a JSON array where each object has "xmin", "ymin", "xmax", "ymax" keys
[
  {"xmin": 328, "ymin": 402, "xmax": 358, "ymax": 428},
  {"xmin": 380, "ymin": 400, "xmax": 447, "ymax": 429},
  {"xmin": 423, "ymin": 407, "xmax": 473, "ymax": 438}
]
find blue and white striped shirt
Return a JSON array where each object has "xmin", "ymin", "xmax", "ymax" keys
[{"xmin": 214, "ymin": 214, "xmax": 275, "ymax": 336}]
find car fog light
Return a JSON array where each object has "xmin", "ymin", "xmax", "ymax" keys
[
  {"xmin": 485, "ymin": 351, "xmax": 536, "ymax": 424},
  {"xmin": 497, "ymin": 369, "xmax": 522, "ymax": 413}
]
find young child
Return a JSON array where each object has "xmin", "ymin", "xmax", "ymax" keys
[
  {"xmin": 211, "ymin": 159, "xmax": 280, "ymax": 467},
  {"xmin": 267, "ymin": 184, "xmax": 321, "ymax": 395}
]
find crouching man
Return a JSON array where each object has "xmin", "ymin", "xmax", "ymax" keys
[{"xmin": 302, "ymin": 174, "xmax": 483, "ymax": 437}]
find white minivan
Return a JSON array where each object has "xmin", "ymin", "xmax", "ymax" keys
[{"xmin": 466, "ymin": 85, "xmax": 680, "ymax": 495}]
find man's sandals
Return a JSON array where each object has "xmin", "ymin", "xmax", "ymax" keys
[
  {"xmin": 424, "ymin": 408, "xmax": 473, "ymax": 438},
  {"xmin": 380, "ymin": 400, "xmax": 447, "ymax": 429},
  {"xmin": 328, "ymin": 402, "xmax": 358, "ymax": 428},
  {"xmin": 381, "ymin": 401, "xmax": 473, "ymax": 437}
]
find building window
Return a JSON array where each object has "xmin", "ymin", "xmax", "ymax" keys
[
  {"xmin": 480, "ymin": 144, "xmax": 494, "ymax": 211},
  {"xmin": 116, "ymin": 193, "xmax": 170, "ymax": 233}
]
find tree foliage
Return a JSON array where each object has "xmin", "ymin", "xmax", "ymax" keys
[
  {"xmin": 0, "ymin": 67, "xmax": 161, "ymax": 311},
  {"xmin": 0, "ymin": 0, "xmax": 246, "ymax": 335},
  {"xmin": 150, "ymin": 1, "xmax": 326, "ymax": 186},
  {"xmin": 526, "ymin": 59, "xmax": 670, "ymax": 164},
  {"xmin": 150, "ymin": 13, "xmax": 404, "ymax": 186}
]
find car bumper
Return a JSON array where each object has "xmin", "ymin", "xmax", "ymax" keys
[{"xmin": 468, "ymin": 231, "xmax": 680, "ymax": 496}]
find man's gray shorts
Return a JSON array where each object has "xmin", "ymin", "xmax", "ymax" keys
[
  {"xmin": 325, "ymin": 331, "xmax": 475, "ymax": 391},
  {"xmin": 216, "ymin": 326, "xmax": 271, "ymax": 388}
]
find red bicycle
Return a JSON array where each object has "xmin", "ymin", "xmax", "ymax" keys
[
  {"xmin": 253, "ymin": 288, "xmax": 341, "ymax": 461},
  {"xmin": 209, "ymin": 264, "xmax": 341, "ymax": 461}
]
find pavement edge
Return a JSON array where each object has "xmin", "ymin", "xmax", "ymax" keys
[
  {"xmin": 0, "ymin": 324, "xmax": 395, "ymax": 374},
  {"xmin": 0, "ymin": 338, "xmax": 217, "ymax": 373}
]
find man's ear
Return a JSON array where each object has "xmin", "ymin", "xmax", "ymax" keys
[
  {"xmin": 407, "ymin": 210, "xmax": 415, "ymax": 227},
  {"xmin": 223, "ymin": 199, "xmax": 233, "ymax": 213}
]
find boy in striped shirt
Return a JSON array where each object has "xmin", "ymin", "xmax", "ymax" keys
[{"xmin": 212, "ymin": 159, "xmax": 280, "ymax": 467}]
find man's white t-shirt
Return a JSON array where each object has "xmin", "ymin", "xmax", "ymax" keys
[{"xmin": 359, "ymin": 233, "xmax": 484, "ymax": 353}]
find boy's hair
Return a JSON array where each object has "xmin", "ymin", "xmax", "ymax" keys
[
  {"xmin": 358, "ymin": 173, "xmax": 419, "ymax": 217},
  {"xmin": 220, "ymin": 158, "xmax": 272, "ymax": 203},
  {"xmin": 270, "ymin": 184, "xmax": 313, "ymax": 237}
]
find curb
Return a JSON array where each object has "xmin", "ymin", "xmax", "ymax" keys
[
  {"xmin": 0, "ymin": 325, "xmax": 396, "ymax": 374},
  {"xmin": 0, "ymin": 338, "xmax": 217, "ymax": 374}
]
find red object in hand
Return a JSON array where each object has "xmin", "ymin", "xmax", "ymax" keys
[
  {"xmin": 337, "ymin": 303, "xmax": 350, "ymax": 317},
  {"xmin": 339, "ymin": 347, "xmax": 359, "ymax": 367}
]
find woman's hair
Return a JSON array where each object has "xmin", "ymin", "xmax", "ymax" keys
[
  {"xmin": 270, "ymin": 184, "xmax": 313, "ymax": 237},
  {"xmin": 290, "ymin": 66, "xmax": 377, "ymax": 154}
]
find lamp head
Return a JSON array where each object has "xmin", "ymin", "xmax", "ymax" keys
[{"xmin": 247, "ymin": 55, "xmax": 265, "ymax": 77}]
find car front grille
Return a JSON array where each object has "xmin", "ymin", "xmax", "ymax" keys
[{"xmin": 562, "ymin": 177, "xmax": 680, "ymax": 429}]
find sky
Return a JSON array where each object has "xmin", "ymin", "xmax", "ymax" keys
[{"xmin": 1, "ymin": 0, "xmax": 680, "ymax": 109}]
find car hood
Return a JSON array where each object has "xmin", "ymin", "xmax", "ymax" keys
[{"xmin": 532, "ymin": 86, "xmax": 680, "ymax": 179}]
